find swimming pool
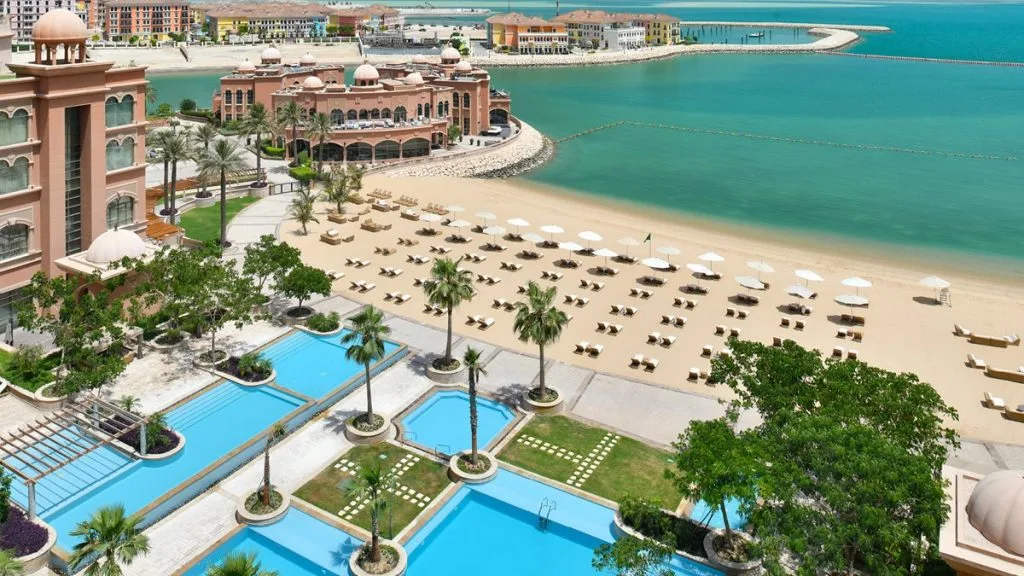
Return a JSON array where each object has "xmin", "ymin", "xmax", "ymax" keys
[
  {"xmin": 689, "ymin": 497, "xmax": 749, "ymax": 531},
  {"xmin": 183, "ymin": 508, "xmax": 361, "ymax": 575},
  {"xmin": 261, "ymin": 330, "xmax": 402, "ymax": 400},
  {"xmin": 400, "ymin": 389, "xmax": 516, "ymax": 454}
]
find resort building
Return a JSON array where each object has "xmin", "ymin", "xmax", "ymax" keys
[
  {"xmin": 330, "ymin": 4, "xmax": 402, "ymax": 36},
  {"xmin": 0, "ymin": 16, "xmax": 12, "ymax": 72},
  {"xmin": 940, "ymin": 465, "xmax": 1024, "ymax": 576},
  {"xmin": 0, "ymin": 0, "xmax": 82, "ymax": 41},
  {"xmin": 552, "ymin": 9, "xmax": 680, "ymax": 48},
  {"xmin": 630, "ymin": 13, "xmax": 681, "ymax": 46},
  {"xmin": 485, "ymin": 12, "xmax": 569, "ymax": 54},
  {"xmin": 202, "ymin": 3, "xmax": 331, "ymax": 41},
  {"xmin": 0, "ymin": 9, "xmax": 148, "ymax": 325},
  {"xmin": 102, "ymin": 0, "xmax": 191, "ymax": 42}
]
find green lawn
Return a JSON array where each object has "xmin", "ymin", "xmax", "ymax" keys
[
  {"xmin": 294, "ymin": 443, "xmax": 451, "ymax": 537},
  {"xmin": 499, "ymin": 416, "xmax": 681, "ymax": 508},
  {"xmin": 179, "ymin": 196, "xmax": 258, "ymax": 243},
  {"xmin": 0, "ymin": 348, "xmax": 57, "ymax": 392}
]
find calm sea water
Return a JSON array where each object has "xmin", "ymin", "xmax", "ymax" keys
[{"xmin": 150, "ymin": 2, "xmax": 1024, "ymax": 263}]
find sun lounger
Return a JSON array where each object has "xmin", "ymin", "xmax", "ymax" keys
[
  {"xmin": 661, "ymin": 315, "xmax": 674, "ymax": 325},
  {"xmin": 502, "ymin": 301, "xmax": 516, "ymax": 311},
  {"xmin": 833, "ymin": 346, "xmax": 844, "ymax": 358},
  {"xmin": 629, "ymin": 288, "xmax": 641, "ymax": 297},
  {"xmin": 384, "ymin": 291, "xmax": 399, "ymax": 300},
  {"xmin": 610, "ymin": 304, "xmax": 622, "ymax": 315},
  {"xmin": 640, "ymin": 290, "xmax": 653, "ymax": 299},
  {"xmin": 642, "ymin": 357, "xmax": 659, "ymax": 372},
  {"xmin": 781, "ymin": 318, "xmax": 791, "ymax": 328},
  {"xmin": 660, "ymin": 335, "xmax": 676, "ymax": 348},
  {"xmin": 630, "ymin": 354, "xmax": 644, "ymax": 368},
  {"xmin": 689, "ymin": 367, "xmax": 701, "ymax": 380},
  {"xmin": 737, "ymin": 310, "xmax": 748, "ymax": 320},
  {"xmin": 673, "ymin": 317, "xmax": 687, "ymax": 327},
  {"xmin": 673, "ymin": 297, "xmax": 685, "ymax": 308},
  {"xmin": 580, "ymin": 279, "xmax": 590, "ymax": 289},
  {"xmin": 590, "ymin": 282, "xmax": 605, "ymax": 291},
  {"xmin": 954, "ymin": 324, "xmax": 972, "ymax": 337},
  {"xmin": 715, "ymin": 325, "xmax": 726, "ymax": 335},
  {"xmin": 848, "ymin": 350, "xmax": 858, "ymax": 360},
  {"xmin": 466, "ymin": 315, "xmax": 482, "ymax": 325},
  {"xmin": 851, "ymin": 330, "xmax": 863, "ymax": 341},
  {"xmin": 587, "ymin": 344, "xmax": 604, "ymax": 357},
  {"xmin": 597, "ymin": 321, "xmax": 609, "ymax": 332},
  {"xmin": 350, "ymin": 280, "xmax": 365, "ymax": 290},
  {"xmin": 772, "ymin": 336, "xmax": 783, "ymax": 347},
  {"xmin": 320, "ymin": 230, "xmax": 342, "ymax": 245},
  {"xmin": 969, "ymin": 334, "xmax": 1010, "ymax": 348},
  {"xmin": 837, "ymin": 328, "xmax": 848, "ymax": 338},
  {"xmin": 575, "ymin": 341, "xmax": 589, "ymax": 354},
  {"xmin": 985, "ymin": 366, "xmax": 1024, "ymax": 383},
  {"xmin": 360, "ymin": 283, "xmax": 376, "ymax": 293},
  {"xmin": 609, "ymin": 324, "xmax": 623, "ymax": 335},
  {"xmin": 623, "ymin": 306, "xmax": 638, "ymax": 316},
  {"xmin": 423, "ymin": 304, "xmax": 434, "ymax": 314},
  {"xmin": 647, "ymin": 332, "xmax": 661, "ymax": 344},
  {"xmin": 967, "ymin": 354, "xmax": 986, "ymax": 369},
  {"xmin": 564, "ymin": 294, "xmax": 577, "ymax": 304},
  {"xmin": 478, "ymin": 317, "xmax": 495, "ymax": 329},
  {"xmin": 726, "ymin": 307, "xmax": 736, "ymax": 317},
  {"xmin": 795, "ymin": 320, "xmax": 805, "ymax": 330},
  {"xmin": 729, "ymin": 328, "xmax": 742, "ymax": 338},
  {"xmin": 493, "ymin": 298, "xmax": 507, "ymax": 308},
  {"xmin": 702, "ymin": 345, "xmax": 714, "ymax": 357},
  {"xmin": 984, "ymin": 392, "xmax": 1006, "ymax": 410},
  {"xmin": 1004, "ymin": 406, "xmax": 1024, "ymax": 423},
  {"xmin": 326, "ymin": 270, "xmax": 344, "ymax": 280},
  {"xmin": 576, "ymin": 297, "xmax": 589, "ymax": 307}
]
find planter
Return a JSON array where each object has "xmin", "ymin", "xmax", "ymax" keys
[
  {"xmin": 348, "ymin": 540, "xmax": 407, "ymax": 576},
  {"xmin": 249, "ymin": 184, "xmax": 271, "ymax": 199},
  {"xmin": 34, "ymin": 382, "xmax": 67, "ymax": 404},
  {"xmin": 147, "ymin": 331, "xmax": 189, "ymax": 352},
  {"xmin": 194, "ymin": 194, "xmax": 216, "ymax": 208},
  {"xmin": 344, "ymin": 414, "xmax": 392, "ymax": 445},
  {"xmin": 236, "ymin": 489, "xmax": 290, "ymax": 526},
  {"xmin": 296, "ymin": 324, "xmax": 343, "ymax": 337},
  {"xmin": 523, "ymin": 386, "xmax": 563, "ymax": 414},
  {"xmin": 425, "ymin": 358, "xmax": 464, "ymax": 386},
  {"xmin": 139, "ymin": 430, "xmax": 186, "ymax": 461},
  {"xmin": 448, "ymin": 450, "xmax": 498, "ymax": 483},
  {"xmin": 216, "ymin": 367, "xmax": 276, "ymax": 388},
  {"xmin": 281, "ymin": 306, "xmax": 314, "ymax": 326},
  {"xmin": 193, "ymin": 349, "xmax": 228, "ymax": 368},
  {"xmin": 703, "ymin": 530, "xmax": 762, "ymax": 576},
  {"xmin": 14, "ymin": 517, "xmax": 56, "ymax": 573}
]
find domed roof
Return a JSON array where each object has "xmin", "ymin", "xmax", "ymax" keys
[
  {"xmin": 440, "ymin": 46, "xmax": 461, "ymax": 61},
  {"xmin": 33, "ymin": 9, "xmax": 87, "ymax": 42},
  {"xmin": 302, "ymin": 76, "xmax": 324, "ymax": 89},
  {"xmin": 299, "ymin": 51, "xmax": 316, "ymax": 65},
  {"xmin": 261, "ymin": 45, "xmax": 282, "ymax": 62},
  {"xmin": 403, "ymin": 72, "xmax": 424, "ymax": 85},
  {"xmin": 966, "ymin": 469, "xmax": 1024, "ymax": 555},
  {"xmin": 411, "ymin": 54, "xmax": 427, "ymax": 64},
  {"xmin": 353, "ymin": 62, "xmax": 379, "ymax": 83},
  {"xmin": 237, "ymin": 58, "xmax": 255, "ymax": 73},
  {"xmin": 85, "ymin": 229, "xmax": 147, "ymax": 265},
  {"xmin": 455, "ymin": 59, "xmax": 473, "ymax": 73}
]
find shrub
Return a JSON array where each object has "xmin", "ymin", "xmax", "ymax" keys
[
  {"xmin": 179, "ymin": 98, "xmax": 197, "ymax": 112},
  {"xmin": 0, "ymin": 507, "xmax": 48, "ymax": 557},
  {"xmin": 237, "ymin": 352, "xmax": 272, "ymax": 380},
  {"xmin": 289, "ymin": 165, "xmax": 316, "ymax": 184},
  {"xmin": 618, "ymin": 495, "xmax": 709, "ymax": 557},
  {"xmin": 306, "ymin": 311, "xmax": 340, "ymax": 333},
  {"xmin": 3, "ymin": 345, "xmax": 56, "ymax": 391},
  {"xmin": 0, "ymin": 470, "xmax": 10, "ymax": 523},
  {"xmin": 297, "ymin": 150, "xmax": 311, "ymax": 167},
  {"xmin": 261, "ymin": 144, "xmax": 285, "ymax": 158}
]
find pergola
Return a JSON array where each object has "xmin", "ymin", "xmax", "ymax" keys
[{"xmin": 0, "ymin": 395, "xmax": 148, "ymax": 518}]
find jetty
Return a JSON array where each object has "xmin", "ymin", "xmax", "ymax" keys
[{"xmin": 820, "ymin": 51, "xmax": 1024, "ymax": 68}]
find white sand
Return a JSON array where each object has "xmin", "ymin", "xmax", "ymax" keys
[{"xmin": 283, "ymin": 175, "xmax": 1024, "ymax": 446}]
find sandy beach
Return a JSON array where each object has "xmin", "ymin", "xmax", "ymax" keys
[{"xmin": 281, "ymin": 174, "xmax": 1024, "ymax": 446}]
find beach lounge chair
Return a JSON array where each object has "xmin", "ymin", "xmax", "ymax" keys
[
  {"xmin": 517, "ymin": 285, "xmax": 527, "ymax": 294},
  {"xmin": 493, "ymin": 298, "xmax": 507, "ymax": 309},
  {"xmin": 390, "ymin": 268, "xmax": 403, "ymax": 277},
  {"xmin": 629, "ymin": 287, "xmax": 641, "ymax": 297},
  {"xmin": 851, "ymin": 330, "xmax": 863, "ymax": 341},
  {"xmin": 643, "ymin": 357, "xmax": 659, "ymax": 372},
  {"xmin": 689, "ymin": 367, "xmax": 701, "ymax": 380},
  {"xmin": 591, "ymin": 282, "xmax": 605, "ymax": 292},
  {"xmin": 1004, "ymin": 406, "xmax": 1024, "ymax": 423},
  {"xmin": 564, "ymin": 294, "xmax": 577, "ymax": 304},
  {"xmin": 610, "ymin": 324, "xmax": 624, "ymax": 335},
  {"xmin": 661, "ymin": 315, "xmax": 674, "ymax": 325},
  {"xmin": 984, "ymin": 392, "xmax": 1006, "ymax": 410},
  {"xmin": 781, "ymin": 317, "xmax": 791, "ymax": 328},
  {"xmin": 478, "ymin": 318, "xmax": 495, "ymax": 329},
  {"xmin": 673, "ymin": 297, "xmax": 685, "ymax": 308},
  {"xmin": 550, "ymin": 272, "xmax": 564, "ymax": 281},
  {"xmin": 773, "ymin": 337, "xmax": 783, "ymax": 347},
  {"xmin": 737, "ymin": 310, "xmax": 748, "ymax": 320},
  {"xmin": 640, "ymin": 290, "xmax": 653, "ymax": 299},
  {"xmin": 423, "ymin": 304, "xmax": 434, "ymax": 314},
  {"xmin": 837, "ymin": 328, "xmax": 849, "ymax": 338},
  {"xmin": 597, "ymin": 321, "xmax": 609, "ymax": 332},
  {"xmin": 360, "ymin": 283, "xmax": 376, "ymax": 293},
  {"xmin": 848, "ymin": 350, "xmax": 858, "ymax": 360},
  {"xmin": 623, "ymin": 306, "xmax": 638, "ymax": 316},
  {"xmin": 575, "ymin": 341, "xmax": 589, "ymax": 354},
  {"xmin": 630, "ymin": 354, "xmax": 644, "ymax": 368},
  {"xmin": 320, "ymin": 229, "xmax": 342, "ymax": 245},
  {"xmin": 341, "ymin": 235, "xmax": 354, "ymax": 243},
  {"xmin": 954, "ymin": 324, "xmax": 972, "ymax": 337},
  {"xmin": 576, "ymin": 297, "xmax": 589, "ymax": 307},
  {"xmin": 795, "ymin": 320, "xmax": 806, "ymax": 330},
  {"xmin": 833, "ymin": 346, "xmax": 844, "ymax": 358},
  {"xmin": 702, "ymin": 345, "xmax": 714, "ymax": 357},
  {"xmin": 326, "ymin": 270, "xmax": 344, "ymax": 280},
  {"xmin": 685, "ymin": 299, "xmax": 697, "ymax": 309},
  {"xmin": 503, "ymin": 301, "xmax": 516, "ymax": 311},
  {"xmin": 715, "ymin": 325, "xmax": 726, "ymax": 335},
  {"xmin": 610, "ymin": 304, "xmax": 622, "ymax": 315},
  {"xmin": 647, "ymin": 332, "xmax": 661, "ymax": 344},
  {"xmin": 587, "ymin": 344, "xmax": 604, "ymax": 357},
  {"xmin": 350, "ymin": 280, "xmax": 365, "ymax": 290},
  {"xmin": 580, "ymin": 279, "xmax": 591, "ymax": 289},
  {"xmin": 467, "ymin": 315, "xmax": 482, "ymax": 325},
  {"xmin": 729, "ymin": 328, "xmax": 742, "ymax": 338},
  {"xmin": 984, "ymin": 366, "xmax": 1024, "ymax": 383},
  {"xmin": 726, "ymin": 307, "xmax": 736, "ymax": 317},
  {"xmin": 660, "ymin": 335, "xmax": 676, "ymax": 348},
  {"xmin": 967, "ymin": 354, "xmax": 987, "ymax": 369},
  {"xmin": 673, "ymin": 317, "xmax": 687, "ymax": 327},
  {"xmin": 384, "ymin": 291, "xmax": 398, "ymax": 300}
]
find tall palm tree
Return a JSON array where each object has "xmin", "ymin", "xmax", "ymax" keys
[
  {"xmin": 145, "ymin": 85, "xmax": 157, "ymax": 107},
  {"xmin": 423, "ymin": 257, "xmax": 474, "ymax": 368},
  {"xmin": 68, "ymin": 504, "xmax": 150, "ymax": 576},
  {"xmin": 159, "ymin": 131, "xmax": 189, "ymax": 225},
  {"xmin": 347, "ymin": 162, "xmax": 365, "ymax": 197},
  {"xmin": 206, "ymin": 552, "xmax": 279, "ymax": 576},
  {"xmin": 348, "ymin": 464, "xmax": 394, "ymax": 565},
  {"xmin": 305, "ymin": 112, "xmax": 333, "ymax": 175},
  {"xmin": 260, "ymin": 423, "xmax": 286, "ymax": 506},
  {"xmin": 464, "ymin": 346, "xmax": 487, "ymax": 465},
  {"xmin": 513, "ymin": 281, "xmax": 569, "ymax": 402},
  {"xmin": 0, "ymin": 550, "xmax": 23, "ymax": 576},
  {"xmin": 275, "ymin": 101, "xmax": 304, "ymax": 163},
  {"xmin": 197, "ymin": 138, "xmax": 248, "ymax": 246},
  {"xmin": 325, "ymin": 165, "xmax": 350, "ymax": 214},
  {"xmin": 288, "ymin": 187, "xmax": 319, "ymax": 235},
  {"xmin": 152, "ymin": 129, "xmax": 172, "ymax": 216},
  {"xmin": 240, "ymin": 103, "xmax": 274, "ymax": 185},
  {"xmin": 193, "ymin": 123, "xmax": 219, "ymax": 196},
  {"xmin": 341, "ymin": 306, "xmax": 390, "ymax": 426}
]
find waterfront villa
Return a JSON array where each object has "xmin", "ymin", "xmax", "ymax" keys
[
  {"xmin": 0, "ymin": 9, "xmax": 148, "ymax": 324},
  {"xmin": 101, "ymin": 0, "xmax": 191, "ymax": 42},
  {"xmin": 485, "ymin": 12, "xmax": 570, "ymax": 54},
  {"xmin": 553, "ymin": 9, "xmax": 681, "ymax": 48}
]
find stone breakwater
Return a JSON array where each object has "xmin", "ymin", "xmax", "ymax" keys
[
  {"xmin": 470, "ymin": 27, "xmax": 869, "ymax": 68},
  {"xmin": 381, "ymin": 120, "xmax": 550, "ymax": 179}
]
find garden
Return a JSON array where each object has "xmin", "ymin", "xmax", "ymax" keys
[{"xmin": 179, "ymin": 196, "xmax": 258, "ymax": 243}]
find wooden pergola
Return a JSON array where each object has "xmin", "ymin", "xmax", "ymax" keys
[{"xmin": 0, "ymin": 395, "xmax": 148, "ymax": 518}]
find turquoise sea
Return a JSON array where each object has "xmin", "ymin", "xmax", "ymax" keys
[{"xmin": 150, "ymin": 2, "xmax": 1024, "ymax": 266}]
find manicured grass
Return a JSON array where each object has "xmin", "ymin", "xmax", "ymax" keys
[
  {"xmin": 498, "ymin": 415, "xmax": 681, "ymax": 509},
  {"xmin": 294, "ymin": 443, "xmax": 450, "ymax": 537},
  {"xmin": 179, "ymin": 196, "xmax": 258, "ymax": 243},
  {"xmin": 0, "ymin": 348, "xmax": 57, "ymax": 392}
]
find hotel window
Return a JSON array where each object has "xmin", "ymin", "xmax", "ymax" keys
[
  {"xmin": 247, "ymin": 90, "xmax": 254, "ymax": 104},
  {"xmin": 0, "ymin": 109, "xmax": 29, "ymax": 146},
  {"xmin": 330, "ymin": 108, "xmax": 344, "ymax": 125},
  {"xmin": 105, "ymin": 95, "xmax": 135, "ymax": 128},
  {"xmin": 0, "ymin": 157, "xmax": 29, "ymax": 195},
  {"xmin": 235, "ymin": 90, "xmax": 243, "ymax": 105},
  {"xmin": 225, "ymin": 91, "xmax": 233, "ymax": 104},
  {"xmin": 394, "ymin": 106, "xmax": 406, "ymax": 122},
  {"xmin": 106, "ymin": 196, "xmax": 134, "ymax": 229},
  {"xmin": 105, "ymin": 137, "xmax": 135, "ymax": 171},
  {"xmin": 452, "ymin": 92, "xmax": 459, "ymax": 108},
  {"xmin": 381, "ymin": 108, "xmax": 391, "ymax": 119},
  {"xmin": 463, "ymin": 93, "xmax": 470, "ymax": 108},
  {"xmin": 416, "ymin": 104, "xmax": 422, "ymax": 118},
  {"xmin": 0, "ymin": 224, "xmax": 29, "ymax": 261}
]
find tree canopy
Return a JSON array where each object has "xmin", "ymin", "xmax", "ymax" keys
[
  {"xmin": 242, "ymin": 234, "xmax": 301, "ymax": 294},
  {"xmin": 276, "ymin": 264, "xmax": 330, "ymax": 311}
]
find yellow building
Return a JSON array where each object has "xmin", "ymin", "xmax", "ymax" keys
[
  {"xmin": 637, "ymin": 14, "xmax": 680, "ymax": 46},
  {"xmin": 485, "ymin": 12, "xmax": 569, "ymax": 54},
  {"xmin": 203, "ymin": 3, "xmax": 331, "ymax": 40}
]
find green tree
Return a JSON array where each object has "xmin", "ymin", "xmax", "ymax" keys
[
  {"xmin": 158, "ymin": 130, "xmax": 189, "ymax": 224},
  {"xmin": 288, "ymin": 186, "xmax": 319, "ymax": 235},
  {"xmin": 592, "ymin": 535, "xmax": 673, "ymax": 576},
  {"xmin": 276, "ymin": 264, "xmax": 330, "ymax": 312},
  {"xmin": 199, "ymin": 259, "xmax": 262, "ymax": 355},
  {"xmin": 324, "ymin": 165, "xmax": 351, "ymax": 213},
  {"xmin": 179, "ymin": 98, "xmax": 197, "ymax": 112},
  {"xmin": 341, "ymin": 306, "xmax": 390, "ymax": 427},
  {"xmin": 68, "ymin": 504, "xmax": 150, "ymax": 576},
  {"xmin": 242, "ymin": 234, "xmax": 301, "ymax": 295},
  {"xmin": 193, "ymin": 122, "xmax": 219, "ymax": 197},
  {"xmin": 446, "ymin": 123, "xmax": 461, "ymax": 145},
  {"xmin": 144, "ymin": 412, "xmax": 170, "ymax": 452},
  {"xmin": 196, "ymin": 138, "xmax": 248, "ymax": 246},
  {"xmin": 240, "ymin": 102, "xmax": 274, "ymax": 186},
  {"xmin": 205, "ymin": 551, "xmax": 279, "ymax": 576},
  {"xmin": 305, "ymin": 111, "xmax": 333, "ymax": 175},
  {"xmin": 464, "ymin": 346, "xmax": 487, "ymax": 465},
  {"xmin": 513, "ymin": 281, "xmax": 568, "ymax": 402},
  {"xmin": 423, "ymin": 257, "xmax": 474, "ymax": 369},
  {"xmin": 0, "ymin": 550, "xmax": 22, "ymax": 576},
  {"xmin": 349, "ymin": 465, "xmax": 393, "ymax": 565},
  {"xmin": 275, "ymin": 101, "xmax": 305, "ymax": 162},
  {"xmin": 155, "ymin": 103, "xmax": 173, "ymax": 117},
  {"xmin": 145, "ymin": 85, "xmax": 157, "ymax": 106},
  {"xmin": 0, "ymin": 469, "xmax": 11, "ymax": 523},
  {"xmin": 347, "ymin": 162, "xmax": 365, "ymax": 197},
  {"xmin": 260, "ymin": 423, "xmax": 286, "ymax": 506},
  {"xmin": 116, "ymin": 395, "xmax": 140, "ymax": 414}
]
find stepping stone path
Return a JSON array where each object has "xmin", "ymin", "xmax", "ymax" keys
[
  {"xmin": 332, "ymin": 453, "xmax": 432, "ymax": 520},
  {"xmin": 515, "ymin": 432, "xmax": 620, "ymax": 488}
]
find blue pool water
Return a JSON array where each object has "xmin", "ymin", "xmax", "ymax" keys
[
  {"xmin": 184, "ymin": 508, "xmax": 361, "ymax": 575},
  {"xmin": 28, "ymin": 383, "xmax": 305, "ymax": 550},
  {"xmin": 690, "ymin": 498, "xmax": 749, "ymax": 532},
  {"xmin": 262, "ymin": 330, "xmax": 402, "ymax": 400},
  {"xmin": 400, "ymin": 390, "xmax": 515, "ymax": 454}
]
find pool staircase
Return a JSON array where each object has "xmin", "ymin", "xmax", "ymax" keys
[
  {"xmin": 433, "ymin": 444, "xmax": 451, "ymax": 460},
  {"xmin": 537, "ymin": 498, "xmax": 557, "ymax": 530}
]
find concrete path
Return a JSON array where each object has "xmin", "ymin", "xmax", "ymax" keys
[{"xmin": 224, "ymin": 192, "xmax": 295, "ymax": 250}]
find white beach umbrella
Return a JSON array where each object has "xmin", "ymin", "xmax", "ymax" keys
[
  {"xmin": 476, "ymin": 211, "xmax": 496, "ymax": 225},
  {"xmin": 835, "ymin": 294, "xmax": 870, "ymax": 307},
  {"xmin": 578, "ymin": 231, "xmax": 603, "ymax": 243},
  {"xmin": 522, "ymin": 233, "xmax": 545, "ymax": 244},
  {"xmin": 642, "ymin": 257, "xmax": 671, "ymax": 270},
  {"xmin": 617, "ymin": 237, "xmax": 641, "ymax": 256},
  {"xmin": 507, "ymin": 218, "xmax": 530, "ymax": 233},
  {"xmin": 559, "ymin": 241, "xmax": 583, "ymax": 260},
  {"xmin": 419, "ymin": 213, "xmax": 442, "ymax": 227},
  {"xmin": 841, "ymin": 276, "xmax": 872, "ymax": 295},
  {"xmin": 541, "ymin": 224, "xmax": 564, "ymax": 236},
  {"xmin": 698, "ymin": 251, "xmax": 725, "ymax": 270},
  {"xmin": 448, "ymin": 219, "xmax": 471, "ymax": 229},
  {"xmin": 736, "ymin": 276, "xmax": 766, "ymax": 291},
  {"xmin": 747, "ymin": 260, "xmax": 775, "ymax": 278},
  {"xmin": 920, "ymin": 276, "xmax": 950, "ymax": 289},
  {"xmin": 786, "ymin": 284, "xmax": 816, "ymax": 299},
  {"xmin": 795, "ymin": 269, "xmax": 824, "ymax": 286},
  {"xmin": 687, "ymin": 263, "xmax": 714, "ymax": 276},
  {"xmin": 483, "ymin": 225, "xmax": 506, "ymax": 240},
  {"xmin": 657, "ymin": 246, "xmax": 682, "ymax": 261},
  {"xmin": 447, "ymin": 204, "xmax": 465, "ymax": 214},
  {"xmin": 594, "ymin": 248, "xmax": 618, "ymax": 265}
]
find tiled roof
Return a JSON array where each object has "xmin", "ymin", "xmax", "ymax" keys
[
  {"xmin": 204, "ymin": 3, "xmax": 333, "ymax": 18},
  {"xmin": 485, "ymin": 12, "xmax": 555, "ymax": 27}
]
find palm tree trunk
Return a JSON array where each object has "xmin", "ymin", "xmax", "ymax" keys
[
  {"xmin": 318, "ymin": 137, "xmax": 324, "ymax": 174},
  {"xmin": 370, "ymin": 509, "xmax": 381, "ymax": 562},
  {"xmin": 537, "ymin": 344, "xmax": 546, "ymax": 397},
  {"xmin": 445, "ymin": 305, "xmax": 453, "ymax": 364},
  {"xmin": 262, "ymin": 443, "xmax": 272, "ymax": 505},
  {"xmin": 161, "ymin": 159, "xmax": 169, "ymax": 213},
  {"xmin": 219, "ymin": 171, "xmax": 228, "ymax": 246},
  {"xmin": 169, "ymin": 160, "xmax": 178, "ymax": 225},
  {"xmin": 469, "ymin": 370, "xmax": 478, "ymax": 465},
  {"xmin": 721, "ymin": 499, "xmax": 731, "ymax": 536},
  {"xmin": 364, "ymin": 364, "xmax": 374, "ymax": 420},
  {"xmin": 292, "ymin": 123, "xmax": 297, "ymax": 163},
  {"xmin": 254, "ymin": 130, "xmax": 263, "ymax": 184}
]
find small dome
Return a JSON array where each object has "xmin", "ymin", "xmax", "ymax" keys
[
  {"xmin": 236, "ymin": 58, "xmax": 255, "ymax": 73},
  {"xmin": 33, "ymin": 9, "xmax": 87, "ymax": 42},
  {"xmin": 966, "ymin": 469, "xmax": 1024, "ymax": 555},
  {"xmin": 411, "ymin": 54, "xmax": 427, "ymax": 64},
  {"xmin": 455, "ymin": 59, "xmax": 472, "ymax": 73},
  {"xmin": 299, "ymin": 51, "xmax": 316, "ymax": 66},
  {"xmin": 85, "ymin": 229, "xmax": 147, "ymax": 265},
  {"xmin": 440, "ymin": 46, "xmax": 460, "ymax": 62},
  {"xmin": 302, "ymin": 76, "xmax": 324, "ymax": 89},
  {"xmin": 261, "ymin": 45, "xmax": 282, "ymax": 63},
  {"xmin": 403, "ymin": 72, "xmax": 424, "ymax": 85},
  {"xmin": 353, "ymin": 62, "xmax": 379, "ymax": 83}
]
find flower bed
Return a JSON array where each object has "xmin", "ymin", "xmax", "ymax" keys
[
  {"xmin": 349, "ymin": 413, "xmax": 385, "ymax": 433},
  {"xmin": 0, "ymin": 508, "xmax": 48, "ymax": 557},
  {"xmin": 217, "ymin": 355, "xmax": 273, "ymax": 384},
  {"xmin": 305, "ymin": 311, "xmax": 340, "ymax": 333},
  {"xmin": 119, "ymin": 426, "xmax": 180, "ymax": 455},
  {"xmin": 153, "ymin": 330, "xmax": 186, "ymax": 347},
  {"xmin": 619, "ymin": 495, "xmax": 710, "ymax": 559},
  {"xmin": 356, "ymin": 543, "xmax": 399, "ymax": 575},
  {"xmin": 456, "ymin": 452, "xmax": 490, "ymax": 474},
  {"xmin": 245, "ymin": 489, "xmax": 283, "ymax": 515}
]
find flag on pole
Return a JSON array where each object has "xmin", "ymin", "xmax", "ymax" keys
[{"xmin": 643, "ymin": 233, "xmax": 652, "ymax": 243}]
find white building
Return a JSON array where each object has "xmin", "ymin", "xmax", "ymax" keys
[
  {"xmin": 1, "ymin": 0, "xmax": 82, "ymax": 41},
  {"xmin": 602, "ymin": 25, "xmax": 645, "ymax": 51}
]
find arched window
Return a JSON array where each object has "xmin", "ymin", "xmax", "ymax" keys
[
  {"xmin": 330, "ymin": 109, "xmax": 344, "ymax": 125},
  {"xmin": 0, "ymin": 157, "xmax": 29, "ymax": 195},
  {"xmin": 0, "ymin": 224, "xmax": 29, "ymax": 261},
  {"xmin": 235, "ymin": 90, "xmax": 243, "ymax": 104},
  {"xmin": 452, "ymin": 92, "xmax": 460, "ymax": 109},
  {"xmin": 247, "ymin": 90, "xmax": 255, "ymax": 104},
  {"xmin": 308, "ymin": 107, "xmax": 317, "ymax": 117},
  {"xmin": 381, "ymin": 108, "xmax": 391, "ymax": 119},
  {"xmin": 416, "ymin": 104, "xmax": 423, "ymax": 118},
  {"xmin": 225, "ymin": 91, "xmax": 233, "ymax": 104},
  {"xmin": 370, "ymin": 108, "xmax": 380, "ymax": 120},
  {"xmin": 0, "ymin": 109, "xmax": 29, "ymax": 146},
  {"xmin": 463, "ymin": 93, "xmax": 470, "ymax": 108},
  {"xmin": 347, "ymin": 109, "xmax": 357, "ymax": 121},
  {"xmin": 444, "ymin": 101, "xmax": 450, "ymax": 116},
  {"xmin": 106, "ymin": 138, "xmax": 135, "ymax": 171},
  {"xmin": 358, "ymin": 109, "xmax": 368, "ymax": 120},
  {"xmin": 106, "ymin": 196, "xmax": 134, "ymax": 229},
  {"xmin": 394, "ymin": 106, "xmax": 407, "ymax": 122},
  {"xmin": 425, "ymin": 104, "xmax": 432, "ymax": 118}
]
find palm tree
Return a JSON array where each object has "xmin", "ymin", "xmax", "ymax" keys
[
  {"xmin": 197, "ymin": 139, "xmax": 248, "ymax": 246},
  {"xmin": 206, "ymin": 552, "xmax": 279, "ymax": 576},
  {"xmin": 325, "ymin": 165, "xmax": 350, "ymax": 214},
  {"xmin": 194, "ymin": 123, "xmax": 219, "ymax": 197},
  {"xmin": 260, "ymin": 423, "xmax": 286, "ymax": 506},
  {"xmin": 69, "ymin": 504, "xmax": 150, "ymax": 576},
  {"xmin": 305, "ymin": 112, "xmax": 333, "ymax": 175},
  {"xmin": 0, "ymin": 551, "xmax": 23, "ymax": 576},
  {"xmin": 240, "ymin": 103, "xmax": 274, "ymax": 185},
  {"xmin": 341, "ymin": 306, "xmax": 390, "ymax": 427},
  {"xmin": 159, "ymin": 131, "xmax": 189, "ymax": 225},
  {"xmin": 275, "ymin": 101, "xmax": 305, "ymax": 163},
  {"xmin": 152, "ymin": 129, "xmax": 172, "ymax": 216},
  {"xmin": 288, "ymin": 187, "xmax": 319, "ymax": 235},
  {"xmin": 348, "ymin": 464, "xmax": 394, "ymax": 565},
  {"xmin": 116, "ymin": 395, "xmax": 140, "ymax": 414},
  {"xmin": 423, "ymin": 257, "xmax": 474, "ymax": 368},
  {"xmin": 464, "ymin": 346, "xmax": 487, "ymax": 465},
  {"xmin": 145, "ymin": 85, "xmax": 157, "ymax": 106},
  {"xmin": 347, "ymin": 162, "xmax": 365, "ymax": 197},
  {"xmin": 513, "ymin": 281, "xmax": 569, "ymax": 402}
]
